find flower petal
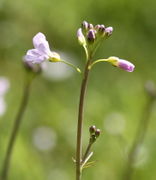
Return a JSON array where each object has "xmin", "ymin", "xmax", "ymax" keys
[
  {"xmin": 37, "ymin": 42, "xmax": 51, "ymax": 55},
  {"xmin": 33, "ymin": 32, "xmax": 46, "ymax": 48},
  {"xmin": 33, "ymin": 32, "xmax": 51, "ymax": 54},
  {"xmin": 107, "ymin": 56, "xmax": 135, "ymax": 72},
  {"xmin": 27, "ymin": 49, "xmax": 43, "ymax": 56},
  {"xmin": 24, "ymin": 49, "xmax": 48, "ymax": 64},
  {"xmin": 118, "ymin": 59, "xmax": 135, "ymax": 72}
]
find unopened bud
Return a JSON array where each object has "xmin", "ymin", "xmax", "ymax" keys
[
  {"xmin": 87, "ymin": 29, "xmax": 96, "ymax": 42},
  {"xmin": 82, "ymin": 21, "xmax": 88, "ymax": 31},
  {"xmin": 89, "ymin": 125, "xmax": 96, "ymax": 134},
  {"xmin": 88, "ymin": 23, "xmax": 94, "ymax": 29},
  {"xmin": 105, "ymin": 27, "xmax": 113, "ymax": 36},
  {"xmin": 99, "ymin": 24, "xmax": 105, "ymax": 32},
  {"xmin": 77, "ymin": 28, "xmax": 86, "ymax": 46},
  {"xmin": 107, "ymin": 56, "xmax": 135, "ymax": 72},
  {"xmin": 95, "ymin": 24, "xmax": 101, "ymax": 30},
  {"xmin": 95, "ymin": 129, "xmax": 101, "ymax": 137}
]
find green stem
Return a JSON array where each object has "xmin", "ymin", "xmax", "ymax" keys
[
  {"xmin": 88, "ymin": 59, "xmax": 108, "ymax": 70},
  {"xmin": 123, "ymin": 96, "xmax": 154, "ymax": 180},
  {"xmin": 82, "ymin": 142, "xmax": 92, "ymax": 164},
  {"xmin": 76, "ymin": 56, "xmax": 92, "ymax": 180},
  {"xmin": 59, "ymin": 60, "xmax": 81, "ymax": 73},
  {"xmin": 1, "ymin": 76, "xmax": 33, "ymax": 180}
]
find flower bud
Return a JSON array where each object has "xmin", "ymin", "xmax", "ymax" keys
[
  {"xmin": 99, "ymin": 24, "xmax": 105, "ymax": 32},
  {"xmin": 88, "ymin": 23, "xmax": 94, "ymax": 29},
  {"xmin": 95, "ymin": 24, "xmax": 101, "ymax": 30},
  {"xmin": 77, "ymin": 28, "xmax": 86, "ymax": 46},
  {"xmin": 105, "ymin": 27, "xmax": 113, "ymax": 36},
  {"xmin": 87, "ymin": 29, "xmax": 96, "ymax": 42},
  {"xmin": 107, "ymin": 56, "xmax": 135, "ymax": 72},
  {"xmin": 95, "ymin": 129, "xmax": 101, "ymax": 138},
  {"xmin": 89, "ymin": 125, "xmax": 96, "ymax": 134},
  {"xmin": 81, "ymin": 21, "xmax": 88, "ymax": 31}
]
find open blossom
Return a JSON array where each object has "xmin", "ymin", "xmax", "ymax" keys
[
  {"xmin": 24, "ymin": 32, "xmax": 60, "ymax": 64},
  {"xmin": 107, "ymin": 56, "xmax": 135, "ymax": 72}
]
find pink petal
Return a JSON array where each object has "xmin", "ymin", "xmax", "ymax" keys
[
  {"xmin": 33, "ymin": 32, "xmax": 46, "ymax": 48},
  {"xmin": 25, "ymin": 49, "xmax": 48, "ymax": 64},
  {"xmin": 118, "ymin": 59, "xmax": 135, "ymax": 72},
  {"xmin": 33, "ymin": 32, "xmax": 51, "ymax": 54}
]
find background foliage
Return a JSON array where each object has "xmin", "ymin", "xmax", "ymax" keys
[{"xmin": 0, "ymin": 0, "xmax": 156, "ymax": 179}]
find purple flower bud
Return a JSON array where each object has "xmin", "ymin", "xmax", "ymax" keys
[
  {"xmin": 89, "ymin": 125, "xmax": 96, "ymax": 134},
  {"xmin": 82, "ymin": 21, "xmax": 88, "ymax": 30},
  {"xmin": 105, "ymin": 27, "xmax": 113, "ymax": 36},
  {"xmin": 107, "ymin": 56, "xmax": 135, "ymax": 72},
  {"xmin": 87, "ymin": 29, "xmax": 96, "ymax": 42},
  {"xmin": 100, "ymin": 24, "xmax": 105, "ymax": 29},
  {"xmin": 95, "ymin": 24, "xmax": 101, "ymax": 30},
  {"xmin": 118, "ymin": 59, "xmax": 135, "ymax": 72},
  {"xmin": 77, "ymin": 28, "xmax": 86, "ymax": 45},
  {"xmin": 88, "ymin": 23, "xmax": 94, "ymax": 29},
  {"xmin": 99, "ymin": 24, "xmax": 105, "ymax": 33},
  {"xmin": 95, "ymin": 129, "xmax": 101, "ymax": 138}
]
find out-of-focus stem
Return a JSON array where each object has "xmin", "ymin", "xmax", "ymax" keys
[
  {"xmin": 1, "ymin": 76, "xmax": 33, "ymax": 180},
  {"xmin": 123, "ymin": 96, "xmax": 154, "ymax": 180},
  {"xmin": 76, "ymin": 56, "xmax": 92, "ymax": 180}
]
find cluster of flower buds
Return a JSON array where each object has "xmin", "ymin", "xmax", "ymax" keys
[
  {"xmin": 89, "ymin": 125, "xmax": 101, "ymax": 144},
  {"xmin": 77, "ymin": 21, "xmax": 113, "ymax": 46}
]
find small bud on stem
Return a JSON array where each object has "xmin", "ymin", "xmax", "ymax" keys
[
  {"xmin": 87, "ymin": 29, "xmax": 96, "ymax": 42},
  {"xmin": 89, "ymin": 125, "xmax": 96, "ymax": 135},
  {"xmin": 95, "ymin": 129, "xmax": 101, "ymax": 138}
]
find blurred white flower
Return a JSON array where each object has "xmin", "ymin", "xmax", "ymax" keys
[
  {"xmin": 0, "ymin": 77, "xmax": 10, "ymax": 96},
  {"xmin": 0, "ymin": 97, "xmax": 6, "ymax": 116},
  {"xmin": 104, "ymin": 112, "xmax": 126, "ymax": 135},
  {"xmin": 0, "ymin": 77, "xmax": 10, "ymax": 117},
  {"xmin": 32, "ymin": 126, "xmax": 57, "ymax": 152},
  {"xmin": 42, "ymin": 52, "xmax": 78, "ymax": 81}
]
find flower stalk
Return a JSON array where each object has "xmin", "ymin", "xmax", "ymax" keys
[
  {"xmin": 1, "ymin": 75, "xmax": 34, "ymax": 180},
  {"xmin": 76, "ymin": 55, "xmax": 92, "ymax": 180}
]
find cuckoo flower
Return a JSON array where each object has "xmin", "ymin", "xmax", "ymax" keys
[
  {"xmin": 89, "ymin": 56, "xmax": 135, "ymax": 72},
  {"xmin": 107, "ymin": 56, "xmax": 135, "ymax": 72},
  {"xmin": 24, "ymin": 32, "xmax": 81, "ymax": 73},
  {"xmin": 25, "ymin": 32, "xmax": 60, "ymax": 64}
]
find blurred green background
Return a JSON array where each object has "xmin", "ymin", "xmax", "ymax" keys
[{"xmin": 1, "ymin": 0, "xmax": 156, "ymax": 179}]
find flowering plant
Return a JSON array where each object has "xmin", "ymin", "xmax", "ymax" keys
[{"xmin": 1, "ymin": 21, "xmax": 135, "ymax": 180}]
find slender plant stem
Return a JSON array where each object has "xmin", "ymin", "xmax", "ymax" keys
[
  {"xmin": 1, "ymin": 76, "xmax": 33, "ymax": 180},
  {"xmin": 76, "ymin": 57, "xmax": 92, "ymax": 180},
  {"xmin": 123, "ymin": 96, "xmax": 154, "ymax": 180},
  {"xmin": 82, "ymin": 142, "xmax": 92, "ymax": 163}
]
